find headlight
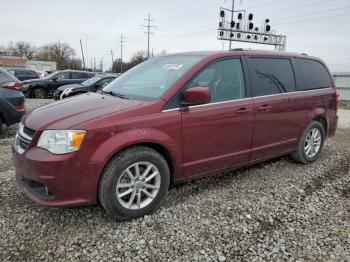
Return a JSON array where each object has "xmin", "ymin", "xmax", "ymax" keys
[
  {"xmin": 37, "ymin": 130, "xmax": 86, "ymax": 154},
  {"xmin": 22, "ymin": 84, "xmax": 30, "ymax": 88}
]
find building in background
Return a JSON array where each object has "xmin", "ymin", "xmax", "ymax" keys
[
  {"xmin": 332, "ymin": 72, "xmax": 350, "ymax": 102},
  {"xmin": 0, "ymin": 55, "xmax": 56, "ymax": 73}
]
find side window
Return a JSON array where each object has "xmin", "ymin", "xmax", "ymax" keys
[
  {"xmin": 249, "ymin": 58, "xmax": 296, "ymax": 97},
  {"xmin": 71, "ymin": 72, "xmax": 85, "ymax": 79},
  {"xmin": 56, "ymin": 72, "xmax": 70, "ymax": 80},
  {"xmin": 295, "ymin": 58, "xmax": 332, "ymax": 90},
  {"xmin": 99, "ymin": 78, "xmax": 114, "ymax": 88},
  {"xmin": 187, "ymin": 59, "xmax": 245, "ymax": 103}
]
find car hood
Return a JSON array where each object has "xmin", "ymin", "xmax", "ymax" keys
[
  {"xmin": 57, "ymin": 83, "xmax": 83, "ymax": 91},
  {"xmin": 23, "ymin": 92, "xmax": 143, "ymax": 131}
]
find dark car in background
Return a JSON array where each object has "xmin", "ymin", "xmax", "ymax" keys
[
  {"xmin": 7, "ymin": 69, "xmax": 40, "ymax": 81},
  {"xmin": 0, "ymin": 68, "xmax": 25, "ymax": 132},
  {"xmin": 21, "ymin": 70, "xmax": 95, "ymax": 98},
  {"xmin": 54, "ymin": 74, "xmax": 118, "ymax": 100}
]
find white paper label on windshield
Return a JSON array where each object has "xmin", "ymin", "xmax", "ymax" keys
[{"xmin": 161, "ymin": 64, "xmax": 183, "ymax": 70}]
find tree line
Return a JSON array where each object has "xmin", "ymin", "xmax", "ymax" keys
[
  {"xmin": 0, "ymin": 41, "xmax": 81, "ymax": 70},
  {"xmin": 0, "ymin": 41, "xmax": 167, "ymax": 73}
]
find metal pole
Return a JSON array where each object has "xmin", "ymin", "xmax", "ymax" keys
[
  {"xmin": 79, "ymin": 39, "xmax": 85, "ymax": 70},
  {"xmin": 229, "ymin": 0, "xmax": 234, "ymax": 50},
  {"xmin": 147, "ymin": 13, "xmax": 150, "ymax": 58},
  {"xmin": 110, "ymin": 50, "xmax": 114, "ymax": 72}
]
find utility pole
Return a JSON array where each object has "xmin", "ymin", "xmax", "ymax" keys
[
  {"xmin": 100, "ymin": 57, "xmax": 104, "ymax": 72},
  {"xmin": 142, "ymin": 13, "xmax": 156, "ymax": 59},
  {"xmin": 118, "ymin": 34, "xmax": 126, "ymax": 73},
  {"xmin": 110, "ymin": 50, "xmax": 114, "ymax": 72},
  {"xmin": 85, "ymin": 34, "xmax": 88, "ymax": 69},
  {"xmin": 79, "ymin": 39, "xmax": 85, "ymax": 70},
  {"xmin": 94, "ymin": 57, "xmax": 96, "ymax": 71},
  {"xmin": 91, "ymin": 58, "xmax": 93, "ymax": 71}
]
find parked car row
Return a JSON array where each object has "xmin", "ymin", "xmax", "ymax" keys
[
  {"xmin": 0, "ymin": 67, "xmax": 116, "ymax": 132},
  {"xmin": 21, "ymin": 70, "xmax": 96, "ymax": 98},
  {"xmin": 54, "ymin": 74, "xmax": 118, "ymax": 100},
  {"xmin": 0, "ymin": 68, "xmax": 25, "ymax": 132}
]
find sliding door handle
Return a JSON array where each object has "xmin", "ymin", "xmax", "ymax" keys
[
  {"xmin": 236, "ymin": 108, "xmax": 251, "ymax": 114},
  {"xmin": 257, "ymin": 104, "xmax": 272, "ymax": 111}
]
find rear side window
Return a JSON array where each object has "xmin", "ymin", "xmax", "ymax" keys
[
  {"xmin": 295, "ymin": 58, "xmax": 332, "ymax": 90},
  {"xmin": 249, "ymin": 58, "xmax": 296, "ymax": 96},
  {"xmin": 0, "ymin": 69, "xmax": 17, "ymax": 84},
  {"xmin": 71, "ymin": 72, "xmax": 87, "ymax": 79}
]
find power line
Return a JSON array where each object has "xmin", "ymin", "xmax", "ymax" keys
[
  {"xmin": 88, "ymin": 0, "xmax": 129, "ymax": 40},
  {"xmin": 157, "ymin": 1, "xmax": 225, "ymax": 21},
  {"xmin": 142, "ymin": 13, "xmax": 156, "ymax": 59},
  {"xmin": 275, "ymin": 12, "xmax": 350, "ymax": 26},
  {"xmin": 273, "ymin": 6, "xmax": 350, "ymax": 22}
]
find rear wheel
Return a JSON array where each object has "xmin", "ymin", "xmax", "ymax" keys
[
  {"xmin": 33, "ymin": 88, "xmax": 47, "ymax": 99},
  {"xmin": 99, "ymin": 146, "xmax": 170, "ymax": 220},
  {"xmin": 291, "ymin": 121, "xmax": 325, "ymax": 164}
]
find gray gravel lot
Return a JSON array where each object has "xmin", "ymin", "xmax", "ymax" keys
[{"xmin": 1, "ymin": 99, "xmax": 350, "ymax": 261}]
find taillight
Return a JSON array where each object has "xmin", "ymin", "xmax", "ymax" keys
[
  {"xmin": 15, "ymin": 105, "xmax": 25, "ymax": 110},
  {"xmin": 0, "ymin": 81, "xmax": 22, "ymax": 90},
  {"xmin": 336, "ymin": 92, "xmax": 340, "ymax": 109}
]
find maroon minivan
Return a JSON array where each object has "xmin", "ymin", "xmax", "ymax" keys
[{"xmin": 13, "ymin": 50, "xmax": 339, "ymax": 220}]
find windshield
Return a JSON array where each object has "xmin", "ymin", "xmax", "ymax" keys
[
  {"xmin": 102, "ymin": 55, "xmax": 204, "ymax": 101},
  {"xmin": 43, "ymin": 71, "xmax": 58, "ymax": 79},
  {"xmin": 82, "ymin": 76, "xmax": 101, "ymax": 86}
]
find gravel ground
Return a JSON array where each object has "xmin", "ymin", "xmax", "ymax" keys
[{"xmin": 1, "ymin": 99, "xmax": 350, "ymax": 261}]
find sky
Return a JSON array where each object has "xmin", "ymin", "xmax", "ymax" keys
[{"xmin": 1, "ymin": 0, "xmax": 350, "ymax": 72}]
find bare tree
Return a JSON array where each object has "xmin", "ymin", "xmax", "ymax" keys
[
  {"xmin": 7, "ymin": 41, "xmax": 36, "ymax": 59},
  {"xmin": 36, "ymin": 42, "xmax": 75, "ymax": 69}
]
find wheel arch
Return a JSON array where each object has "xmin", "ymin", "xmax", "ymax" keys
[{"xmin": 312, "ymin": 116, "xmax": 328, "ymax": 136}]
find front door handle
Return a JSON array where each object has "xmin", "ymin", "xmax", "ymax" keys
[
  {"xmin": 257, "ymin": 104, "xmax": 272, "ymax": 111},
  {"xmin": 236, "ymin": 108, "xmax": 251, "ymax": 114}
]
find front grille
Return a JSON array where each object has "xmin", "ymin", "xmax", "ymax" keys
[
  {"xmin": 23, "ymin": 126, "xmax": 35, "ymax": 137},
  {"xmin": 15, "ymin": 124, "xmax": 35, "ymax": 153}
]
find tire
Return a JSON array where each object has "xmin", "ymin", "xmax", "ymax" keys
[
  {"xmin": 291, "ymin": 121, "xmax": 325, "ymax": 164},
  {"xmin": 99, "ymin": 146, "xmax": 170, "ymax": 221},
  {"xmin": 33, "ymin": 88, "xmax": 47, "ymax": 99}
]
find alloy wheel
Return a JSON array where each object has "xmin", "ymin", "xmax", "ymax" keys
[
  {"xmin": 304, "ymin": 128, "xmax": 322, "ymax": 158},
  {"xmin": 116, "ymin": 162, "xmax": 161, "ymax": 210}
]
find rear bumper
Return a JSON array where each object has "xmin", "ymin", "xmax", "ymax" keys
[
  {"xmin": 0, "ymin": 94, "xmax": 25, "ymax": 126},
  {"xmin": 13, "ymin": 146, "xmax": 103, "ymax": 207}
]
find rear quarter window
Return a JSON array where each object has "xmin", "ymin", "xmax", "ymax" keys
[
  {"xmin": 0, "ymin": 69, "xmax": 17, "ymax": 84},
  {"xmin": 295, "ymin": 58, "xmax": 332, "ymax": 90},
  {"xmin": 249, "ymin": 58, "xmax": 296, "ymax": 97}
]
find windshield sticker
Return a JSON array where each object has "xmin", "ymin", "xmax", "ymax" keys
[{"xmin": 161, "ymin": 64, "xmax": 183, "ymax": 70}]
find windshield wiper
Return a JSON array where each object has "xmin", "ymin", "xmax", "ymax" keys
[{"xmin": 101, "ymin": 90, "xmax": 129, "ymax": 99}]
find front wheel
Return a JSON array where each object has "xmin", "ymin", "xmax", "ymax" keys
[
  {"xmin": 99, "ymin": 146, "xmax": 170, "ymax": 221},
  {"xmin": 291, "ymin": 121, "xmax": 325, "ymax": 164},
  {"xmin": 33, "ymin": 88, "xmax": 47, "ymax": 99}
]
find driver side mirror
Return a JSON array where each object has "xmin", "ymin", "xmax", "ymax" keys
[{"xmin": 182, "ymin": 87, "xmax": 210, "ymax": 106}]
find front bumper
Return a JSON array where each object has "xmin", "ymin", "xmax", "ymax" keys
[
  {"xmin": 13, "ymin": 145, "xmax": 103, "ymax": 207},
  {"xmin": 53, "ymin": 90, "xmax": 62, "ymax": 100}
]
